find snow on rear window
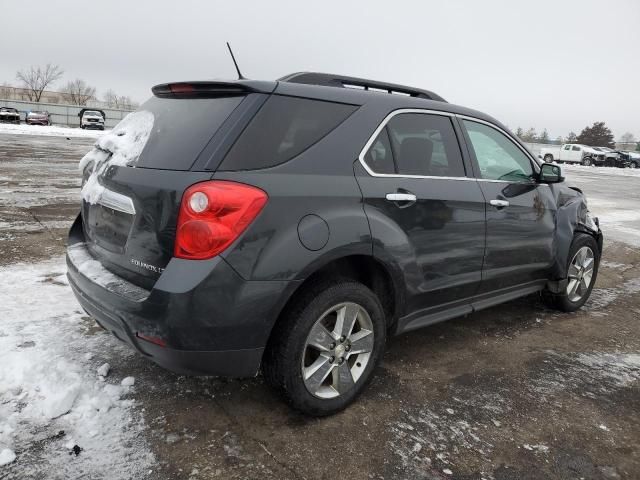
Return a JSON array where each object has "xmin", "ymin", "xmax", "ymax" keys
[{"xmin": 79, "ymin": 111, "xmax": 154, "ymax": 204}]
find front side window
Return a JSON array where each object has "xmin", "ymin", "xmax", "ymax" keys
[
  {"xmin": 564, "ymin": 145, "xmax": 572, "ymax": 150},
  {"xmin": 463, "ymin": 120, "xmax": 534, "ymax": 182},
  {"xmin": 363, "ymin": 113, "xmax": 466, "ymax": 177}
]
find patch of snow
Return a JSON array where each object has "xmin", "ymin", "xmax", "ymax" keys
[
  {"xmin": 598, "ymin": 424, "xmax": 610, "ymax": 431},
  {"xmin": 443, "ymin": 468, "xmax": 453, "ymax": 475},
  {"xmin": 0, "ymin": 122, "xmax": 107, "ymax": 138},
  {"xmin": 79, "ymin": 111, "xmax": 154, "ymax": 204},
  {"xmin": 121, "ymin": 377, "xmax": 135, "ymax": 387},
  {"xmin": 523, "ymin": 444, "xmax": 549, "ymax": 453},
  {"xmin": 97, "ymin": 363, "xmax": 110, "ymax": 378},
  {"xmin": 0, "ymin": 258, "xmax": 154, "ymax": 478},
  {"xmin": 0, "ymin": 448, "xmax": 16, "ymax": 466},
  {"xmin": 563, "ymin": 164, "xmax": 640, "ymax": 178}
]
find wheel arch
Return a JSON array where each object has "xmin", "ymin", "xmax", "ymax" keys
[{"xmin": 263, "ymin": 254, "xmax": 403, "ymax": 356}]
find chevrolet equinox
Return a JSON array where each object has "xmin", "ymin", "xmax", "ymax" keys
[{"xmin": 67, "ymin": 72, "xmax": 602, "ymax": 416}]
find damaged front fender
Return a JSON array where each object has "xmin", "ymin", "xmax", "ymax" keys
[{"xmin": 549, "ymin": 185, "xmax": 602, "ymax": 281}]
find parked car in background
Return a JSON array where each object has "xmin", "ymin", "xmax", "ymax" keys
[
  {"xmin": 25, "ymin": 111, "xmax": 51, "ymax": 126},
  {"xmin": 67, "ymin": 72, "xmax": 602, "ymax": 415},
  {"xmin": 623, "ymin": 151, "xmax": 640, "ymax": 169},
  {"xmin": 0, "ymin": 107, "xmax": 20, "ymax": 124},
  {"xmin": 539, "ymin": 143, "xmax": 600, "ymax": 165},
  {"xmin": 592, "ymin": 147, "xmax": 629, "ymax": 168},
  {"xmin": 79, "ymin": 109, "xmax": 105, "ymax": 130}
]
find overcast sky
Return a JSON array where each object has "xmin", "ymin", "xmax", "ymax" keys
[{"xmin": 1, "ymin": 0, "xmax": 638, "ymax": 139}]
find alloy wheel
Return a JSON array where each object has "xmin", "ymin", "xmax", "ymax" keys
[
  {"xmin": 566, "ymin": 246, "xmax": 595, "ymax": 302},
  {"xmin": 301, "ymin": 302, "xmax": 374, "ymax": 399}
]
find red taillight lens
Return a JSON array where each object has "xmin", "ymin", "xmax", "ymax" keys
[{"xmin": 174, "ymin": 181, "xmax": 268, "ymax": 260}]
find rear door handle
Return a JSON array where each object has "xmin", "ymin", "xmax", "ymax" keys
[
  {"xmin": 386, "ymin": 193, "xmax": 417, "ymax": 202},
  {"xmin": 489, "ymin": 199, "xmax": 510, "ymax": 208}
]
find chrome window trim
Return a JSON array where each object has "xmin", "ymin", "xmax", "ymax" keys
[
  {"xmin": 357, "ymin": 108, "xmax": 473, "ymax": 181},
  {"xmin": 358, "ymin": 108, "xmax": 540, "ymax": 181}
]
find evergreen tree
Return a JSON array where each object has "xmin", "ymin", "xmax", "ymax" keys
[
  {"xmin": 576, "ymin": 122, "xmax": 615, "ymax": 147},
  {"xmin": 566, "ymin": 131, "xmax": 578, "ymax": 142}
]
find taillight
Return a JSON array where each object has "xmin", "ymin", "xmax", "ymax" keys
[{"xmin": 174, "ymin": 181, "xmax": 268, "ymax": 260}]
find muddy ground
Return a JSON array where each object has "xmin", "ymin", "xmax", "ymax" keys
[{"xmin": 1, "ymin": 132, "xmax": 638, "ymax": 480}]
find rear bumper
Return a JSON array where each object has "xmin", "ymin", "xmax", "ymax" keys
[{"xmin": 66, "ymin": 215, "xmax": 297, "ymax": 377}]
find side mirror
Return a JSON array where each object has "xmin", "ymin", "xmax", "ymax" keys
[{"xmin": 539, "ymin": 163, "xmax": 564, "ymax": 183}]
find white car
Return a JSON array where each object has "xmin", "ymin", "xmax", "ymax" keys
[
  {"xmin": 539, "ymin": 144, "xmax": 601, "ymax": 166},
  {"xmin": 80, "ymin": 110, "xmax": 105, "ymax": 130}
]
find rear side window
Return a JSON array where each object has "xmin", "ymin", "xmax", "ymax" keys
[
  {"xmin": 135, "ymin": 95, "xmax": 245, "ymax": 170},
  {"xmin": 220, "ymin": 95, "xmax": 358, "ymax": 170},
  {"xmin": 363, "ymin": 127, "xmax": 395, "ymax": 174},
  {"xmin": 363, "ymin": 113, "xmax": 466, "ymax": 177}
]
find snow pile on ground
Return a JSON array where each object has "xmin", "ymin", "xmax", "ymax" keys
[
  {"xmin": 0, "ymin": 258, "xmax": 155, "ymax": 478},
  {"xmin": 79, "ymin": 111, "xmax": 154, "ymax": 204},
  {"xmin": 0, "ymin": 122, "xmax": 107, "ymax": 138},
  {"xmin": 562, "ymin": 164, "xmax": 640, "ymax": 178}
]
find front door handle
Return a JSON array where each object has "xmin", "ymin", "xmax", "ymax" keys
[
  {"xmin": 489, "ymin": 199, "xmax": 510, "ymax": 208},
  {"xmin": 386, "ymin": 193, "xmax": 417, "ymax": 202}
]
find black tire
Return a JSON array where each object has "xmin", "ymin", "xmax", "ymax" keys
[
  {"xmin": 545, "ymin": 233, "xmax": 600, "ymax": 312},
  {"xmin": 544, "ymin": 154, "xmax": 554, "ymax": 163},
  {"xmin": 631, "ymin": 161, "xmax": 639, "ymax": 169},
  {"xmin": 582, "ymin": 157, "xmax": 592, "ymax": 166},
  {"xmin": 263, "ymin": 280, "xmax": 386, "ymax": 416}
]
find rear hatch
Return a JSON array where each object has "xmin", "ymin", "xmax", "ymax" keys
[{"xmin": 79, "ymin": 82, "xmax": 273, "ymax": 289}]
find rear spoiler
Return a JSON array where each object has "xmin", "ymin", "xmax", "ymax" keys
[{"xmin": 151, "ymin": 80, "xmax": 276, "ymax": 98}]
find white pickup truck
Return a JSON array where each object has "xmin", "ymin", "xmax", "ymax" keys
[{"xmin": 539, "ymin": 144, "xmax": 602, "ymax": 166}]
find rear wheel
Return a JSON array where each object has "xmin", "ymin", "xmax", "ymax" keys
[
  {"xmin": 631, "ymin": 160, "xmax": 639, "ymax": 169},
  {"xmin": 263, "ymin": 281, "xmax": 386, "ymax": 416},
  {"xmin": 582, "ymin": 157, "xmax": 592, "ymax": 166},
  {"xmin": 545, "ymin": 233, "xmax": 599, "ymax": 312}
]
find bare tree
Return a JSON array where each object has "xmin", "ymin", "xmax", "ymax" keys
[
  {"xmin": 61, "ymin": 79, "xmax": 96, "ymax": 106},
  {"xmin": 103, "ymin": 90, "xmax": 138, "ymax": 110},
  {"xmin": 566, "ymin": 131, "xmax": 578, "ymax": 142},
  {"xmin": 620, "ymin": 132, "xmax": 636, "ymax": 144},
  {"xmin": 16, "ymin": 64, "xmax": 64, "ymax": 102}
]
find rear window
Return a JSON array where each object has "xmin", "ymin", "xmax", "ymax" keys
[
  {"xmin": 220, "ymin": 95, "xmax": 358, "ymax": 171},
  {"xmin": 135, "ymin": 95, "xmax": 245, "ymax": 170}
]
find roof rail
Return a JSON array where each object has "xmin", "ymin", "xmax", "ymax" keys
[{"xmin": 278, "ymin": 72, "xmax": 446, "ymax": 102}]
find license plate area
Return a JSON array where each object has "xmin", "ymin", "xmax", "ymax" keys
[{"xmin": 85, "ymin": 204, "xmax": 134, "ymax": 253}]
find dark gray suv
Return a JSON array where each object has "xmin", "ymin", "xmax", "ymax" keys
[{"xmin": 67, "ymin": 72, "xmax": 602, "ymax": 416}]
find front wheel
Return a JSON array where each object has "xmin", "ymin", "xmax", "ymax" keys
[
  {"xmin": 631, "ymin": 160, "xmax": 639, "ymax": 169},
  {"xmin": 544, "ymin": 154, "xmax": 554, "ymax": 163},
  {"xmin": 263, "ymin": 281, "xmax": 386, "ymax": 416},
  {"xmin": 545, "ymin": 233, "xmax": 599, "ymax": 312}
]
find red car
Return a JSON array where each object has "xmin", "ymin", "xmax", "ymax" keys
[{"xmin": 26, "ymin": 111, "xmax": 51, "ymax": 126}]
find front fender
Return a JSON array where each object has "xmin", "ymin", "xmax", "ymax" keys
[{"xmin": 549, "ymin": 185, "xmax": 601, "ymax": 279}]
